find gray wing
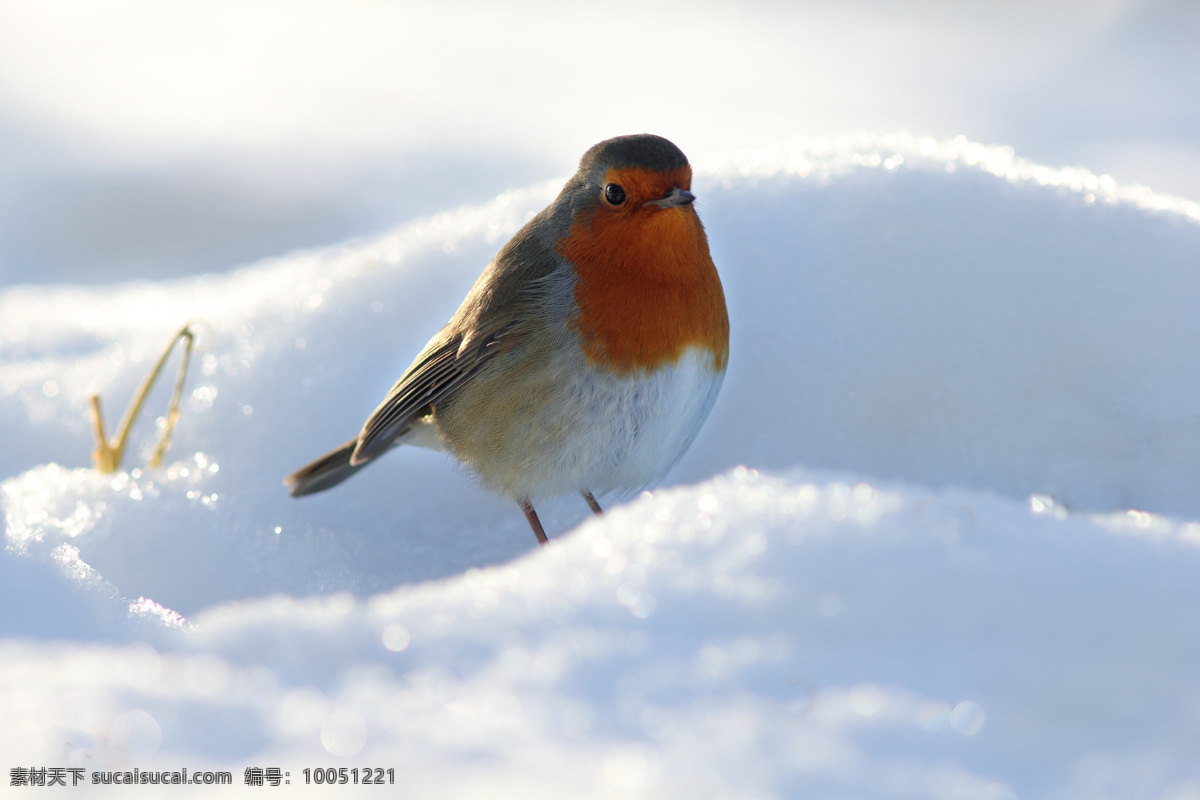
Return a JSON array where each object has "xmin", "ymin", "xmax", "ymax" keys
[
  {"xmin": 351, "ymin": 210, "xmax": 569, "ymax": 466},
  {"xmin": 287, "ymin": 206, "xmax": 568, "ymax": 497},
  {"xmin": 349, "ymin": 327, "xmax": 509, "ymax": 465},
  {"xmin": 284, "ymin": 335, "xmax": 501, "ymax": 495}
]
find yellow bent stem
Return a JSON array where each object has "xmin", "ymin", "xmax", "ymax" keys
[{"xmin": 89, "ymin": 323, "xmax": 201, "ymax": 474}]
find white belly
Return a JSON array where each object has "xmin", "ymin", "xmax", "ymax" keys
[{"xmin": 509, "ymin": 346, "xmax": 725, "ymax": 501}]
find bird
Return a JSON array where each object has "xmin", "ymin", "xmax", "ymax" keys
[{"xmin": 285, "ymin": 134, "xmax": 729, "ymax": 545}]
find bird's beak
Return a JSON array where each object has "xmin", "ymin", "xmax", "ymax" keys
[{"xmin": 649, "ymin": 187, "xmax": 696, "ymax": 208}]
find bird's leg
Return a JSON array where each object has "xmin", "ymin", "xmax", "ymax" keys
[
  {"xmin": 582, "ymin": 491, "xmax": 604, "ymax": 515},
  {"xmin": 519, "ymin": 499, "xmax": 549, "ymax": 546}
]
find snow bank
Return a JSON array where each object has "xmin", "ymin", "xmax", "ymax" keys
[{"xmin": 3, "ymin": 133, "xmax": 1200, "ymax": 797}]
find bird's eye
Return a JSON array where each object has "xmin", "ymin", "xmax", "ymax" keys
[{"xmin": 604, "ymin": 183, "xmax": 626, "ymax": 206}]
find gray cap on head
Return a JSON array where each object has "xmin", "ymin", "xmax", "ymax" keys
[{"xmin": 578, "ymin": 134, "xmax": 689, "ymax": 175}]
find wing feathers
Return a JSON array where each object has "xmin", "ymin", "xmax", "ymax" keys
[{"xmin": 350, "ymin": 327, "xmax": 511, "ymax": 465}]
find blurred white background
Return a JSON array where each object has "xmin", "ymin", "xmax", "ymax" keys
[{"xmin": 1, "ymin": 0, "xmax": 1197, "ymax": 284}]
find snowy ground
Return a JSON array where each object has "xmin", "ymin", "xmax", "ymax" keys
[
  {"xmin": 4, "ymin": 132, "xmax": 1200, "ymax": 798},
  {"xmin": 4, "ymin": 2, "xmax": 1200, "ymax": 798}
]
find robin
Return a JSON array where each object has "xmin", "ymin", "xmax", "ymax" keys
[{"xmin": 285, "ymin": 134, "xmax": 729, "ymax": 545}]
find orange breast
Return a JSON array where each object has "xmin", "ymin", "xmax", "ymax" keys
[{"xmin": 559, "ymin": 167, "xmax": 729, "ymax": 376}]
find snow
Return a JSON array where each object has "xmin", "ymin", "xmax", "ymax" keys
[{"xmin": 4, "ymin": 130, "xmax": 1200, "ymax": 798}]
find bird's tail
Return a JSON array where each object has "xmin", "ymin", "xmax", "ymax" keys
[{"xmin": 285, "ymin": 439, "xmax": 369, "ymax": 497}]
